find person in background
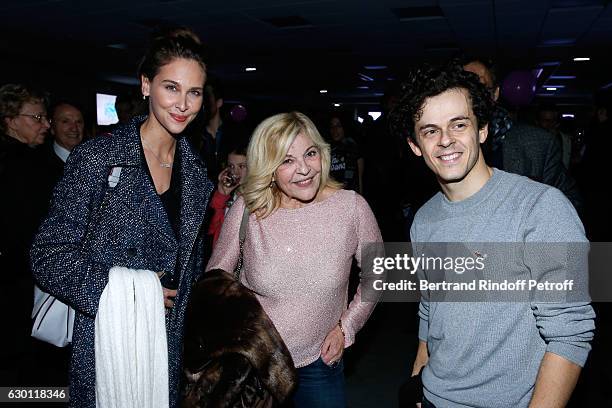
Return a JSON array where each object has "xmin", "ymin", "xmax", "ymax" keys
[
  {"xmin": 115, "ymin": 90, "xmax": 146, "ymax": 126},
  {"xmin": 42, "ymin": 101, "xmax": 85, "ymax": 181},
  {"xmin": 28, "ymin": 100, "xmax": 86, "ymax": 387},
  {"xmin": 30, "ymin": 27, "xmax": 213, "ymax": 407},
  {"xmin": 188, "ymin": 77, "xmax": 227, "ymax": 181},
  {"xmin": 462, "ymin": 57, "xmax": 583, "ymax": 213},
  {"xmin": 207, "ymin": 144, "xmax": 248, "ymax": 247},
  {"xmin": 535, "ymin": 103, "xmax": 572, "ymax": 169},
  {"xmin": 328, "ymin": 113, "xmax": 364, "ymax": 194},
  {"xmin": 207, "ymin": 112, "xmax": 382, "ymax": 407},
  {"xmin": 0, "ymin": 83, "xmax": 50, "ymax": 385}
]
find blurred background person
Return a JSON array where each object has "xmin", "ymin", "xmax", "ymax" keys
[
  {"xmin": 535, "ymin": 103, "xmax": 572, "ymax": 170},
  {"xmin": 114, "ymin": 89, "xmax": 146, "ymax": 126},
  {"xmin": 462, "ymin": 57, "xmax": 582, "ymax": 213},
  {"xmin": 43, "ymin": 101, "xmax": 85, "ymax": 181},
  {"xmin": 0, "ymin": 83, "xmax": 51, "ymax": 385},
  {"xmin": 207, "ymin": 143, "xmax": 248, "ymax": 248},
  {"xmin": 188, "ymin": 77, "xmax": 226, "ymax": 181},
  {"xmin": 328, "ymin": 113, "xmax": 363, "ymax": 194}
]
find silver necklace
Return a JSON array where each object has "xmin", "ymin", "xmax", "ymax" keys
[{"xmin": 141, "ymin": 137, "xmax": 174, "ymax": 168}]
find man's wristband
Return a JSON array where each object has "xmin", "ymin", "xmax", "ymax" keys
[{"xmin": 338, "ymin": 319, "xmax": 346, "ymax": 338}]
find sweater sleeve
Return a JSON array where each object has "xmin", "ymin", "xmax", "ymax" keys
[
  {"xmin": 30, "ymin": 143, "xmax": 112, "ymax": 317},
  {"xmin": 207, "ymin": 189, "xmax": 231, "ymax": 248},
  {"xmin": 340, "ymin": 193, "xmax": 383, "ymax": 347},
  {"xmin": 523, "ymin": 187, "xmax": 595, "ymax": 367},
  {"xmin": 206, "ymin": 196, "xmax": 245, "ymax": 274},
  {"xmin": 410, "ymin": 218, "xmax": 429, "ymax": 342}
]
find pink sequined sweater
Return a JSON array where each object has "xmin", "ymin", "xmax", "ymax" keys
[{"xmin": 206, "ymin": 189, "xmax": 382, "ymax": 368}]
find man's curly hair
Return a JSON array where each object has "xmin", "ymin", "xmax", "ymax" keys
[{"xmin": 389, "ymin": 63, "xmax": 494, "ymax": 142}]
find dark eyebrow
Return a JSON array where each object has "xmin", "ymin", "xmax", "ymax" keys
[
  {"xmin": 450, "ymin": 116, "xmax": 470, "ymax": 122},
  {"xmin": 418, "ymin": 124, "xmax": 438, "ymax": 131},
  {"xmin": 161, "ymin": 80, "xmax": 203, "ymax": 91}
]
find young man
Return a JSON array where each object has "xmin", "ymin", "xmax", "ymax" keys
[{"xmin": 390, "ymin": 64, "xmax": 595, "ymax": 407}]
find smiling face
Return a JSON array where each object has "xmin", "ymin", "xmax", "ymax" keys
[
  {"xmin": 141, "ymin": 57, "xmax": 205, "ymax": 136},
  {"xmin": 6, "ymin": 100, "xmax": 49, "ymax": 146},
  {"xmin": 51, "ymin": 103, "xmax": 84, "ymax": 151},
  {"xmin": 274, "ymin": 132, "xmax": 322, "ymax": 208},
  {"xmin": 408, "ymin": 88, "xmax": 491, "ymax": 201}
]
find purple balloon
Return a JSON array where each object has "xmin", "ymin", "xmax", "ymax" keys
[
  {"xmin": 230, "ymin": 104, "xmax": 247, "ymax": 122},
  {"xmin": 501, "ymin": 70, "xmax": 537, "ymax": 107}
]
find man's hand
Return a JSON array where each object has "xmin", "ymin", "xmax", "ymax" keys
[
  {"xmin": 412, "ymin": 340, "xmax": 429, "ymax": 376},
  {"xmin": 528, "ymin": 352, "xmax": 582, "ymax": 408},
  {"xmin": 412, "ymin": 340, "xmax": 428, "ymax": 407}
]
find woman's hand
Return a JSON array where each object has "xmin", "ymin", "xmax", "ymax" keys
[
  {"xmin": 156, "ymin": 271, "xmax": 177, "ymax": 308},
  {"xmin": 320, "ymin": 324, "xmax": 345, "ymax": 366}
]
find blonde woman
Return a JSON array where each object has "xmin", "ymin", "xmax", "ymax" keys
[{"xmin": 206, "ymin": 111, "xmax": 382, "ymax": 407}]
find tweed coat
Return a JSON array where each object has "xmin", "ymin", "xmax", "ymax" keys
[{"xmin": 30, "ymin": 116, "xmax": 214, "ymax": 407}]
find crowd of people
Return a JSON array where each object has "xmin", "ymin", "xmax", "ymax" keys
[{"xmin": 0, "ymin": 24, "xmax": 610, "ymax": 408}]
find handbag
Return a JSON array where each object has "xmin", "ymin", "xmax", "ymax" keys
[
  {"xmin": 233, "ymin": 204, "xmax": 250, "ymax": 279},
  {"xmin": 31, "ymin": 285, "xmax": 75, "ymax": 347},
  {"xmin": 30, "ymin": 166, "xmax": 122, "ymax": 348}
]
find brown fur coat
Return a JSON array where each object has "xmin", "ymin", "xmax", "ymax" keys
[{"xmin": 183, "ymin": 269, "xmax": 297, "ymax": 407}]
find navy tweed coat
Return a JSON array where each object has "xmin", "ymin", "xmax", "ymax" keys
[{"xmin": 30, "ymin": 117, "xmax": 214, "ymax": 407}]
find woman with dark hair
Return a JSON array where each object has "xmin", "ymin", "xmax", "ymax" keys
[{"xmin": 31, "ymin": 27, "xmax": 213, "ymax": 407}]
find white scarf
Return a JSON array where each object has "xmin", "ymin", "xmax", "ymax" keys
[{"xmin": 95, "ymin": 266, "xmax": 169, "ymax": 408}]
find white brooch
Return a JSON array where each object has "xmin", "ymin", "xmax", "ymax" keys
[{"xmin": 108, "ymin": 167, "xmax": 122, "ymax": 188}]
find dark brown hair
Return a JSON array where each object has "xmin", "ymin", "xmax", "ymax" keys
[{"xmin": 138, "ymin": 27, "xmax": 206, "ymax": 81}]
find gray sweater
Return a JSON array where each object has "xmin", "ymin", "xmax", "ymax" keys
[{"xmin": 411, "ymin": 169, "xmax": 595, "ymax": 408}]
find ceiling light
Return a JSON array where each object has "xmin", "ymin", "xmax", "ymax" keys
[
  {"xmin": 534, "ymin": 68, "xmax": 544, "ymax": 78},
  {"xmin": 546, "ymin": 87, "xmax": 558, "ymax": 91},
  {"xmin": 550, "ymin": 75, "xmax": 576, "ymax": 80},
  {"xmin": 319, "ymin": 89, "xmax": 328, "ymax": 94},
  {"xmin": 357, "ymin": 86, "xmax": 369, "ymax": 90},
  {"xmin": 333, "ymin": 103, "xmax": 341, "ymax": 107},
  {"xmin": 358, "ymin": 73, "xmax": 374, "ymax": 82},
  {"xmin": 107, "ymin": 43, "xmax": 128, "ymax": 50},
  {"xmin": 573, "ymin": 57, "xmax": 590, "ymax": 61},
  {"xmin": 364, "ymin": 65, "xmax": 388, "ymax": 70},
  {"xmin": 562, "ymin": 114, "xmax": 575, "ymax": 119},
  {"xmin": 538, "ymin": 61, "xmax": 561, "ymax": 67},
  {"xmin": 245, "ymin": 67, "xmax": 257, "ymax": 72}
]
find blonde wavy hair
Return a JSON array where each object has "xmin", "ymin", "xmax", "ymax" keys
[{"xmin": 241, "ymin": 111, "xmax": 342, "ymax": 219}]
